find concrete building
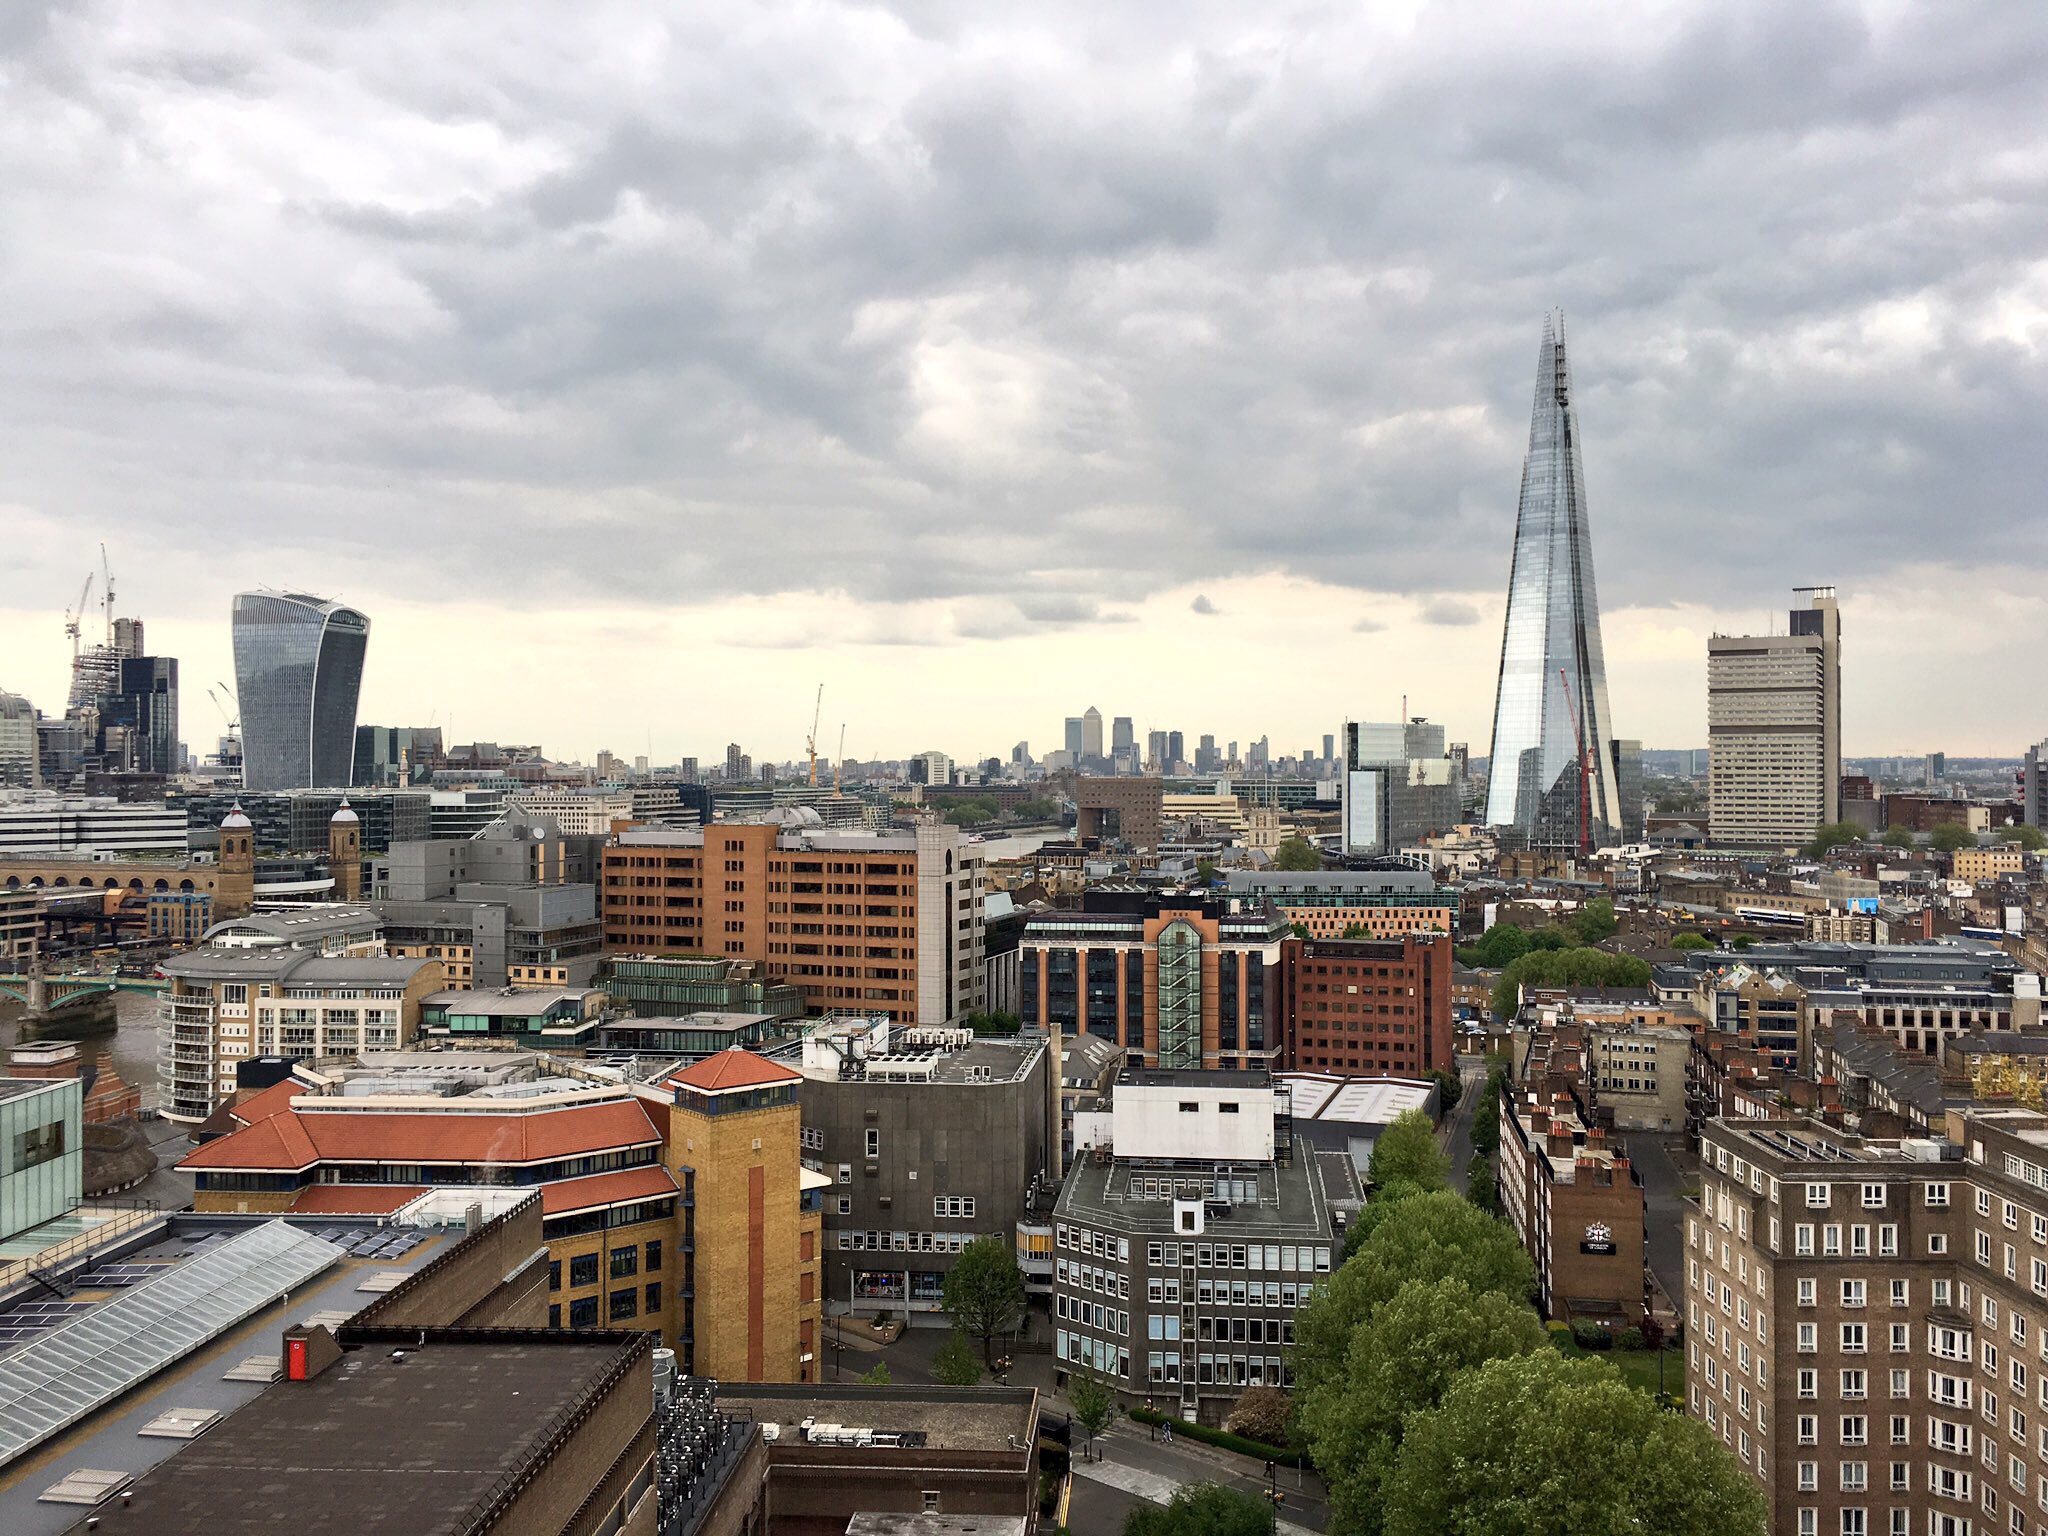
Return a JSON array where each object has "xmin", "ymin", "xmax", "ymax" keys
[
  {"xmin": 0, "ymin": 793, "xmax": 186, "ymax": 856},
  {"xmin": 1279, "ymin": 933, "xmax": 1454, "ymax": 1079},
  {"xmin": 1280, "ymin": 1072, "xmax": 1440, "ymax": 1174},
  {"xmin": 1951, "ymin": 844, "xmax": 2028, "ymax": 883},
  {"xmin": 1072, "ymin": 776, "xmax": 1164, "ymax": 850},
  {"xmin": 1708, "ymin": 588, "xmax": 1842, "ymax": 849},
  {"xmin": 1223, "ymin": 868, "xmax": 1457, "ymax": 938},
  {"xmin": 377, "ymin": 881, "xmax": 605, "ymax": 989},
  {"xmin": 372, "ymin": 805, "xmax": 603, "ymax": 897},
  {"xmin": 0, "ymin": 688, "xmax": 40, "ymax": 789},
  {"xmin": 2025, "ymin": 738, "xmax": 2048, "ymax": 829},
  {"xmin": 1496, "ymin": 1083, "xmax": 1647, "ymax": 1323},
  {"xmin": 1051, "ymin": 1067, "xmax": 1355, "ymax": 1420},
  {"xmin": 601, "ymin": 818, "xmax": 985, "ymax": 1025},
  {"xmin": 507, "ymin": 785, "xmax": 635, "ymax": 835},
  {"xmin": 785, "ymin": 1017, "xmax": 1049, "ymax": 1318},
  {"xmin": 1019, "ymin": 890, "xmax": 1287, "ymax": 1069}
]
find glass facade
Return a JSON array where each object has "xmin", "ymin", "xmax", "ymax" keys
[
  {"xmin": 1156, "ymin": 920, "xmax": 1202, "ymax": 1068},
  {"xmin": 0, "ymin": 1079, "xmax": 83, "ymax": 1243},
  {"xmin": 1484, "ymin": 313, "xmax": 1627, "ymax": 848},
  {"xmin": 231, "ymin": 592, "xmax": 370, "ymax": 791}
]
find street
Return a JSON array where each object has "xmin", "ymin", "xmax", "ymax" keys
[
  {"xmin": 1445, "ymin": 1056, "xmax": 1488, "ymax": 1192},
  {"xmin": 1621, "ymin": 1130, "xmax": 1696, "ymax": 1312}
]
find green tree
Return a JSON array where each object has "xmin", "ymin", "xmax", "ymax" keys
[
  {"xmin": 1292, "ymin": 1192, "xmax": 1535, "ymax": 1403},
  {"xmin": 859, "ymin": 1361, "xmax": 892, "ymax": 1385},
  {"xmin": 1491, "ymin": 948, "xmax": 1653, "ymax": 1022},
  {"xmin": 1571, "ymin": 897, "xmax": 1618, "ymax": 944},
  {"xmin": 1123, "ymin": 1483, "xmax": 1273, "ymax": 1536},
  {"xmin": 1930, "ymin": 822, "xmax": 1976, "ymax": 852},
  {"xmin": 1367, "ymin": 1109, "xmax": 1449, "ymax": 1194},
  {"xmin": 1195, "ymin": 857, "xmax": 1220, "ymax": 885},
  {"xmin": 943, "ymin": 800, "xmax": 997, "ymax": 827},
  {"xmin": 933, "ymin": 1329, "xmax": 982, "ymax": 1386},
  {"xmin": 1671, "ymin": 931, "xmax": 1715, "ymax": 952},
  {"xmin": 1468, "ymin": 1061, "xmax": 1510, "ymax": 1158},
  {"xmin": 1466, "ymin": 1157, "xmax": 1498, "ymax": 1216},
  {"xmin": 1429, "ymin": 1067, "xmax": 1463, "ymax": 1113},
  {"xmin": 2013, "ymin": 824, "xmax": 2047, "ymax": 851},
  {"xmin": 1223, "ymin": 1383, "xmax": 1291, "ymax": 1446},
  {"xmin": 1274, "ymin": 836, "xmax": 1322, "ymax": 871},
  {"xmin": 1300, "ymin": 1277, "xmax": 1549, "ymax": 1536},
  {"xmin": 1730, "ymin": 934, "xmax": 1755, "ymax": 951},
  {"xmin": 1015, "ymin": 797, "xmax": 1060, "ymax": 822},
  {"xmin": 1341, "ymin": 922, "xmax": 1371, "ymax": 938},
  {"xmin": 1881, "ymin": 825, "xmax": 1917, "ymax": 849},
  {"xmin": 1289, "ymin": 921, "xmax": 1311, "ymax": 940},
  {"xmin": 1068, "ymin": 1367, "xmax": 1117, "ymax": 1457},
  {"xmin": 943, "ymin": 1234, "xmax": 1025, "ymax": 1365},
  {"xmin": 1469, "ymin": 923, "xmax": 1532, "ymax": 968},
  {"xmin": 1380, "ymin": 1352, "xmax": 1766, "ymax": 1536},
  {"xmin": 1343, "ymin": 1179, "xmax": 1425, "ymax": 1259},
  {"xmin": 1526, "ymin": 924, "xmax": 1576, "ymax": 951},
  {"xmin": 1802, "ymin": 821, "xmax": 1863, "ymax": 856}
]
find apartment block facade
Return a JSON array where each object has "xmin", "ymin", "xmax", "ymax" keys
[
  {"xmin": 601, "ymin": 820, "xmax": 984, "ymax": 1025},
  {"xmin": 1689, "ymin": 1110, "xmax": 2048, "ymax": 1536},
  {"xmin": 1222, "ymin": 869, "xmax": 1457, "ymax": 939},
  {"xmin": 1279, "ymin": 933, "xmax": 1454, "ymax": 1078}
]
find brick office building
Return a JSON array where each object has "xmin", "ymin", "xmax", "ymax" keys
[
  {"xmin": 601, "ymin": 817, "xmax": 983, "ymax": 1025},
  {"xmin": 1279, "ymin": 933, "xmax": 1453, "ymax": 1077}
]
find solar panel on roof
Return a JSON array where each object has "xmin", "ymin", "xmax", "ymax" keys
[{"xmin": 0, "ymin": 1221, "xmax": 344, "ymax": 1469}]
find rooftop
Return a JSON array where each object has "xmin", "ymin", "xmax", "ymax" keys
[
  {"xmin": 715, "ymin": 1383, "xmax": 1037, "ymax": 1455},
  {"xmin": 1055, "ymin": 1141, "xmax": 1340, "ymax": 1239},
  {"xmin": 1280, "ymin": 1073, "xmax": 1436, "ymax": 1126},
  {"xmin": 1118, "ymin": 1066, "xmax": 1270, "ymax": 1090},
  {"xmin": 421, "ymin": 986, "xmax": 599, "ymax": 1016},
  {"xmin": 667, "ymin": 1047, "xmax": 802, "ymax": 1094},
  {"xmin": 47, "ymin": 1330, "xmax": 639, "ymax": 1535}
]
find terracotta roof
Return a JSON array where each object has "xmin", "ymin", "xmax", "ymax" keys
[
  {"xmin": 288, "ymin": 1184, "xmax": 429, "ymax": 1215},
  {"xmin": 227, "ymin": 1077, "xmax": 303, "ymax": 1128},
  {"xmin": 540, "ymin": 1165, "xmax": 679, "ymax": 1217},
  {"xmin": 665, "ymin": 1047, "xmax": 801, "ymax": 1094},
  {"xmin": 179, "ymin": 1096, "xmax": 662, "ymax": 1173}
]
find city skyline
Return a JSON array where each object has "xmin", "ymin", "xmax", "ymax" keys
[{"xmin": 2, "ymin": 4, "xmax": 2044, "ymax": 763}]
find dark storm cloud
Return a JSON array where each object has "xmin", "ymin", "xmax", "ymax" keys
[{"xmin": 3, "ymin": 0, "xmax": 2044, "ymax": 629}]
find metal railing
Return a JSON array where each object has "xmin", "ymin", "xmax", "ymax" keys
[{"xmin": 0, "ymin": 1200, "xmax": 165, "ymax": 1293}]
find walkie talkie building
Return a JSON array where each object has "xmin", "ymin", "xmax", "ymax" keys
[
  {"xmin": 1483, "ymin": 314, "xmax": 1629, "ymax": 849},
  {"xmin": 231, "ymin": 591, "xmax": 370, "ymax": 791}
]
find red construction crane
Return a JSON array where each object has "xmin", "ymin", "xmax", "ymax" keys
[{"xmin": 1556, "ymin": 666, "xmax": 1593, "ymax": 857}]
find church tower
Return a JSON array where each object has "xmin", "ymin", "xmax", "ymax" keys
[
  {"xmin": 329, "ymin": 800, "xmax": 362, "ymax": 903},
  {"xmin": 216, "ymin": 805, "xmax": 255, "ymax": 919}
]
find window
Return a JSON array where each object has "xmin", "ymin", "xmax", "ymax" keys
[
  {"xmin": 569, "ymin": 1253, "xmax": 599, "ymax": 1287},
  {"xmin": 1862, "ymin": 1183, "xmax": 1887, "ymax": 1209},
  {"xmin": 569, "ymin": 1296, "xmax": 598, "ymax": 1328},
  {"xmin": 1843, "ymin": 1280, "xmax": 1866, "ymax": 1308},
  {"xmin": 1808, "ymin": 1183, "xmax": 1831, "ymax": 1209},
  {"xmin": 1841, "ymin": 1322, "xmax": 1867, "ymax": 1353},
  {"xmin": 610, "ymin": 1247, "xmax": 639, "ymax": 1280},
  {"xmin": 865, "ymin": 1129, "xmax": 881, "ymax": 1158},
  {"xmin": 646, "ymin": 1240, "xmax": 662, "ymax": 1273},
  {"xmin": 1927, "ymin": 1182, "xmax": 1950, "ymax": 1208},
  {"xmin": 1800, "ymin": 1278, "xmax": 1818, "ymax": 1306}
]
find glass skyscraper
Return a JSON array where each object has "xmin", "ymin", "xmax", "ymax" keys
[
  {"xmin": 1483, "ymin": 313, "xmax": 1627, "ymax": 848},
  {"xmin": 231, "ymin": 592, "xmax": 370, "ymax": 791}
]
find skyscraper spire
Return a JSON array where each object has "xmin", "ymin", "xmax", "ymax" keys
[{"xmin": 1483, "ymin": 312, "xmax": 1629, "ymax": 849}]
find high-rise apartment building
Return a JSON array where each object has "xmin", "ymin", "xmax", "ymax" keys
[
  {"xmin": 2021, "ymin": 740, "xmax": 2047, "ymax": 829},
  {"xmin": 1484, "ymin": 313, "xmax": 1629, "ymax": 849},
  {"xmin": 601, "ymin": 819, "xmax": 984, "ymax": 1023},
  {"xmin": 231, "ymin": 591, "xmax": 370, "ymax": 791},
  {"xmin": 1708, "ymin": 588, "xmax": 1842, "ymax": 849}
]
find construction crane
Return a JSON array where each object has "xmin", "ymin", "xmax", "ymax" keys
[
  {"xmin": 99, "ymin": 542, "xmax": 115, "ymax": 645},
  {"xmin": 805, "ymin": 683, "xmax": 824, "ymax": 787},
  {"xmin": 833, "ymin": 723, "xmax": 846, "ymax": 791},
  {"xmin": 1556, "ymin": 666, "xmax": 1593, "ymax": 858},
  {"xmin": 63, "ymin": 573, "xmax": 94, "ymax": 662}
]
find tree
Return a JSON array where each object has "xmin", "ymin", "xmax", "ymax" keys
[
  {"xmin": 2014, "ymin": 824, "xmax": 2047, "ymax": 851},
  {"xmin": 859, "ymin": 1361, "xmax": 892, "ymax": 1385},
  {"xmin": 1343, "ymin": 1179, "xmax": 1425, "ymax": 1260},
  {"xmin": 1429, "ymin": 1067, "xmax": 1463, "ymax": 1114},
  {"xmin": 1466, "ymin": 1157, "xmax": 1498, "ymax": 1216},
  {"xmin": 1223, "ymin": 1383, "xmax": 1291, "ymax": 1446},
  {"xmin": 1469, "ymin": 1061, "xmax": 1510, "ymax": 1159},
  {"xmin": 1571, "ymin": 897, "xmax": 1618, "ymax": 944},
  {"xmin": 1068, "ymin": 1367, "xmax": 1116, "ymax": 1457},
  {"xmin": 943, "ymin": 1234, "xmax": 1025, "ymax": 1365},
  {"xmin": 1299, "ymin": 1277, "xmax": 1549, "ymax": 1536},
  {"xmin": 1274, "ymin": 836, "xmax": 1322, "ymax": 872},
  {"xmin": 944, "ymin": 800, "xmax": 996, "ymax": 827},
  {"xmin": 1367, "ymin": 1109, "xmax": 1449, "ymax": 1194},
  {"xmin": 1881, "ymin": 825, "xmax": 1917, "ymax": 849},
  {"xmin": 1526, "ymin": 925, "xmax": 1575, "ymax": 951},
  {"xmin": 1195, "ymin": 857, "xmax": 1220, "ymax": 885},
  {"xmin": 1341, "ymin": 922, "xmax": 1371, "ymax": 938},
  {"xmin": 1802, "ymin": 821, "xmax": 1863, "ymax": 857},
  {"xmin": 1930, "ymin": 822, "xmax": 1976, "ymax": 852},
  {"xmin": 1671, "ymin": 931, "xmax": 1715, "ymax": 952},
  {"xmin": 933, "ymin": 1329, "xmax": 982, "ymax": 1386},
  {"xmin": 1491, "ymin": 948, "xmax": 1653, "ymax": 1022},
  {"xmin": 1289, "ymin": 920, "xmax": 1311, "ymax": 939},
  {"xmin": 1469, "ymin": 923, "xmax": 1531, "ymax": 969},
  {"xmin": 1291, "ymin": 1192, "xmax": 1535, "ymax": 1403},
  {"xmin": 1015, "ymin": 797, "xmax": 1060, "ymax": 822},
  {"xmin": 1380, "ymin": 1351, "xmax": 1766, "ymax": 1536},
  {"xmin": 1123, "ymin": 1484, "xmax": 1273, "ymax": 1536},
  {"xmin": 1730, "ymin": 934, "xmax": 1755, "ymax": 952}
]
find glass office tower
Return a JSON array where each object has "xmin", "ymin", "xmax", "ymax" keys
[
  {"xmin": 1483, "ymin": 313, "xmax": 1626, "ymax": 848},
  {"xmin": 231, "ymin": 592, "xmax": 370, "ymax": 790}
]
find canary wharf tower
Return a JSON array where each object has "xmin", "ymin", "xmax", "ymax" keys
[{"xmin": 1483, "ymin": 313, "xmax": 1631, "ymax": 848}]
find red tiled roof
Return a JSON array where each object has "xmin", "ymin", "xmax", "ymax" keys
[
  {"xmin": 228, "ymin": 1077, "xmax": 303, "ymax": 1129},
  {"xmin": 288, "ymin": 1184, "xmax": 429, "ymax": 1215},
  {"xmin": 540, "ymin": 1165, "xmax": 679, "ymax": 1217},
  {"xmin": 665, "ymin": 1048, "xmax": 800, "ymax": 1093},
  {"xmin": 179, "ymin": 1096, "xmax": 663, "ymax": 1173}
]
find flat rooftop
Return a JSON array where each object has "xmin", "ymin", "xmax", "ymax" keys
[
  {"xmin": 1056, "ymin": 1145, "xmax": 1338, "ymax": 1239},
  {"xmin": 50, "ymin": 1332, "xmax": 635, "ymax": 1534},
  {"xmin": 716, "ymin": 1383, "xmax": 1037, "ymax": 1454},
  {"xmin": 1118, "ymin": 1066, "xmax": 1270, "ymax": 1089},
  {"xmin": 1280, "ymin": 1073, "xmax": 1435, "ymax": 1126},
  {"xmin": 0, "ymin": 1217, "xmax": 449, "ymax": 1536}
]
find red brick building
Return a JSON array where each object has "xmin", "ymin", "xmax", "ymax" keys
[{"xmin": 1280, "ymin": 933, "xmax": 1452, "ymax": 1077}]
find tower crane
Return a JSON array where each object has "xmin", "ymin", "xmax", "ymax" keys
[
  {"xmin": 805, "ymin": 683, "xmax": 824, "ymax": 787},
  {"xmin": 99, "ymin": 542, "xmax": 115, "ymax": 645},
  {"xmin": 63, "ymin": 573, "xmax": 94, "ymax": 662},
  {"xmin": 1556, "ymin": 666, "xmax": 1593, "ymax": 858}
]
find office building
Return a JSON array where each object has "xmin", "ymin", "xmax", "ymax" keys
[
  {"xmin": 2023, "ymin": 739, "xmax": 2048, "ymax": 829},
  {"xmin": 1051, "ymin": 1067, "xmax": 1354, "ymax": 1418},
  {"xmin": 1112, "ymin": 715, "xmax": 1135, "ymax": 759},
  {"xmin": 601, "ymin": 818, "xmax": 985, "ymax": 1024},
  {"xmin": 1496, "ymin": 1083, "xmax": 1646, "ymax": 1322},
  {"xmin": 505, "ymin": 785, "xmax": 634, "ymax": 835},
  {"xmin": 788, "ymin": 1018, "xmax": 1049, "ymax": 1317},
  {"xmin": 1020, "ymin": 890, "xmax": 1286, "ymax": 1069},
  {"xmin": 0, "ymin": 1076, "xmax": 83, "ymax": 1244},
  {"xmin": 1073, "ymin": 776, "xmax": 1164, "ymax": 849},
  {"xmin": 1342, "ymin": 718, "xmax": 1460, "ymax": 856},
  {"xmin": 1484, "ymin": 312, "xmax": 1629, "ymax": 849},
  {"xmin": 372, "ymin": 806, "xmax": 602, "ymax": 898},
  {"xmin": 910, "ymin": 749, "xmax": 952, "ymax": 786},
  {"xmin": 1197, "ymin": 734, "xmax": 1219, "ymax": 773},
  {"xmin": 0, "ymin": 688, "xmax": 37, "ymax": 789},
  {"xmin": 1081, "ymin": 706, "xmax": 1104, "ymax": 762},
  {"xmin": 351, "ymin": 723, "xmax": 444, "ymax": 785},
  {"xmin": 602, "ymin": 953, "xmax": 806, "ymax": 1022},
  {"xmin": 1065, "ymin": 717, "xmax": 1085, "ymax": 759},
  {"xmin": 378, "ymin": 882, "xmax": 605, "ymax": 989},
  {"xmin": 1708, "ymin": 588, "xmax": 1843, "ymax": 849},
  {"xmin": 1223, "ymin": 868, "xmax": 1457, "ymax": 938},
  {"xmin": 179, "ymin": 787, "xmax": 431, "ymax": 856},
  {"xmin": 0, "ymin": 793, "xmax": 186, "ymax": 856},
  {"xmin": 95, "ymin": 655, "xmax": 179, "ymax": 775},
  {"xmin": 1147, "ymin": 729, "xmax": 1169, "ymax": 773},
  {"xmin": 1279, "ymin": 933, "xmax": 1454, "ymax": 1078},
  {"xmin": 231, "ymin": 591, "xmax": 370, "ymax": 791}
]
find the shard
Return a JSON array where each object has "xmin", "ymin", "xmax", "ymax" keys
[{"xmin": 1483, "ymin": 312, "xmax": 1629, "ymax": 848}]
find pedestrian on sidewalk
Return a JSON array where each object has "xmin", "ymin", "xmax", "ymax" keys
[{"xmin": 1162, "ymin": 1420, "xmax": 1173, "ymax": 1444}]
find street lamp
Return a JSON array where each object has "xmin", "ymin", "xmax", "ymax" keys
[{"xmin": 1266, "ymin": 1459, "xmax": 1279, "ymax": 1532}]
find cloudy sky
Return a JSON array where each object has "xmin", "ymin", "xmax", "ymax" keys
[{"xmin": 3, "ymin": 0, "xmax": 2043, "ymax": 766}]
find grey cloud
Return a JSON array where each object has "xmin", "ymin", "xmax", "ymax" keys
[
  {"xmin": 1351, "ymin": 617, "xmax": 1387, "ymax": 633},
  {"xmin": 1419, "ymin": 599, "xmax": 1480, "ymax": 627},
  {"xmin": 1190, "ymin": 594, "xmax": 1218, "ymax": 615},
  {"xmin": 2, "ymin": 0, "xmax": 2045, "ymax": 634}
]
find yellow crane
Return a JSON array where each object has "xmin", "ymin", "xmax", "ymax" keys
[{"xmin": 806, "ymin": 683, "xmax": 824, "ymax": 786}]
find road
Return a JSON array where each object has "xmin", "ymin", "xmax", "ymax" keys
[
  {"xmin": 1445, "ymin": 1057, "xmax": 1488, "ymax": 1192},
  {"xmin": 1622, "ymin": 1131, "xmax": 1695, "ymax": 1312},
  {"xmin": 1068, "ymin": 1423, "xmax": 1327, "ymax": 1536}
]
